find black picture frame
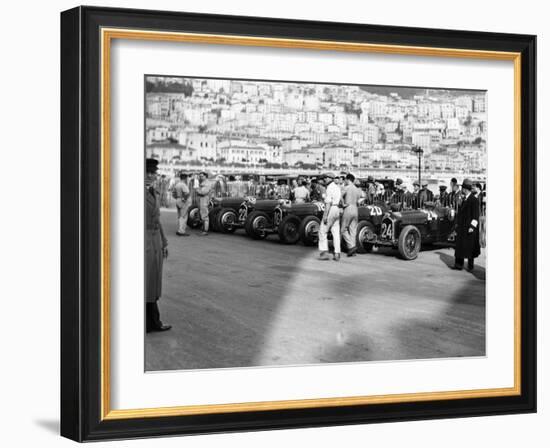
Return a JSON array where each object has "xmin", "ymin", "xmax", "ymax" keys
[{"xmin": 61, "ymin": 5, "xmax": 536, "ymax": 442}]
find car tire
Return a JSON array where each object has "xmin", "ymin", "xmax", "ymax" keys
[
  {"xmin": 208, "ymin": 208, "xmax": 222, "ymax": 232},
  {"xmin": 356, "ymin": 220, "xmax": 375, "ymax": 253},
  {"xmin": 397, "ymin": 225, "xmax": 421, "ymax": 260},
  {"xmin": 299, "ymin": 215, "xmax": 320, "ymax": 246},
  {"xmin": 217, "ymin": 208, "xmax": 238, "ymax": 233},
  {"xmin": 278, "ymin": 214, "xmax": 301, "ymax": 244},
  {"xmin": 244, "ymin": 211, "xmax": 269, "ymax": 239},
  {"xmin": 187, "ymin": 206, "xmax": 201, "ymax": 229}
]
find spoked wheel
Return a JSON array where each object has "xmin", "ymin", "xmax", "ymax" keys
[
  {"xmin": 245, "ymin": 211, "xmax": 269, "ymax": 239},
  {"xmin": 188, "ymin": 206, "xmax": 201, "ymax": 229},
  {"xmin": 299, "ymin": 215, "xmax": 320, "ymax": 246},
  {"xmin": 356, "ymin": 220, "xmax": 376, "ymax": 253},
  {"xmin": 278, "ymin": 215, "xmax": 301, "ymax": 244},
  {"xmin": 217, "ymin": 208, "xmax": 238, "ymax": 233},
  {"xmin": 397, "ymin": 225, "xmax": 421, "ymax": 260}
]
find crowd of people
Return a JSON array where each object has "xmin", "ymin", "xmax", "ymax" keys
[
  {"xmin": 156, "ymin": 171, "xmax": 486, "ymax": 213},
  {"xmin": 145, "ymin": 159, "xmax": 486, "ymax": 332}
]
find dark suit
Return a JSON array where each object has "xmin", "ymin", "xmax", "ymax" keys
[{"xmin": 454, "ymin": 192, "xmax": 481, "ymax": 268}]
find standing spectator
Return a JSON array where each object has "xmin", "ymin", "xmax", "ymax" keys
[
  {"xmin": 341, "ymin": 174, "xmax": 361, "ymax": 257},
  {"xmin": 310, "ymin": 178, "xmax": 326, "ymax": 202},
  {"xmin": 437, "ymin": 184, "xmax": 449, "ymax": 206},
  {"xmin": 145, "ymin": 159, "xmax": 171, "ymax": 333},
  {"xmin": 196, "ymin": 171, "xmax": 212, "ymax": 236},
  {"xmin": 318, "ymin": 173, "xmax": 342, "ymax": 261},
  {"xmin": 174, "ymin": 172, "xmax": 191, "ymax": 236},
  {"xmin": 449, "ymin": 177, "xmax": 462, "ymax": 210},
  {"xmin": 158, "ymin": 174, "xmax": 169, "ymax": 208},
  {"xmin": 355, "ymin": 178, "xmax": 366, "ymax": 201},
  {"xmin": 418, "ymin": 181, "xmax": 434, "ymax": 205},
  {"xmin": 289, "ymin": 178, "xmax": 298, "ymax": 201},
  {"xmin": 453, "ymin": 179, "xmax": 481, "ymax": 272},
  {"xmin": 365, "ymin": 176, "xmax": 376, "ymax": 203},
  {"xmin": 472, "ymin": 182, "xmax": 482, "ymax": 199},
  {"xmin": 293, "ymin": 179, "xmax": 310, "ymax": 203},
  {"xmin": 374, "ymin": 180, "xmax": 385, "ymax": 199},
  {"xmin": 390, "ymin": 182, "xmax": 406, "ymax": 209},
  {"xmin": 410, "ymin": 180, "xmax": 421, "ymax": 208}
]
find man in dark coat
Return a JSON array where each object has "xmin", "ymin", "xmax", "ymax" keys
[
  {"xmin": 145, "ymin": 159, "xmax": 172, "ymax": 333},
  {"xmin": 453, "ymin": 178, "xmax": 481, "ymax": 271}
]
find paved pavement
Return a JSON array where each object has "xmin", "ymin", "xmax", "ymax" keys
[{"xmin": 145, "ymin": 208, "xmax": 486, "ymax": 371}]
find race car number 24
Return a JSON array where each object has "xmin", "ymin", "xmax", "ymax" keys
[{"xmin": 380, "ymin": 221, "xmax": 393, "ymax": 240}]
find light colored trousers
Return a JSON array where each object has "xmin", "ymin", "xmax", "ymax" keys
[
  {"xmin": 341, "ymin": 205, "xmax": 358, "ymax": 250},
  {"xmin": 176, "ymin": 199, "xmax": 191, "ymax": 233},
  {"xmin": 318, "ymin": 206, "xmax": 341, "ymax": 253}
]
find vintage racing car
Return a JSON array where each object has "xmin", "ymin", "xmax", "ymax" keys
[
  {"xmin": 273, "ymin": 201, "xmax": 389, "ymax": 246},
  {"xmin": 359, "ymin": 204, "xmax": 456, "ymax": 260},
  {"xmin": 207, "ymin": 197, "xmax": 249, "ymax": 233},
  {"xmin": 188, "ymin": 196, "xmax": 263, "ymax": 233},
  {"xmin": 243, "ymin": 199, "xmax": 291, "ymax": 240}
]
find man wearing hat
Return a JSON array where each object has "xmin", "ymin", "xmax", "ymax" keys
[
  {"xmin": 318, "ymin": 172, "xmax": 342, "ymax": 261},
  {"xmin": 410, "ymin": 180, "xmax": 421, "ymax": 208},
  {"xmin": 390, "ymin": 179, "xmax": 405, "ymax": 209},
  {"xmin": 145, "ymin": 159, "xmax": 171, "ymax": 332},
  {"xmin": 453, "ymin": 178, "xmax": 481, "ymax": 272},
  {"xmin": 174, "ymin": 171, "xmax": 191, "ymax": 236}
]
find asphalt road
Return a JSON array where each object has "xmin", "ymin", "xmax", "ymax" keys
[{"xmin": 145, "ymin": 208, "xmax": 486, "ymax": 371}]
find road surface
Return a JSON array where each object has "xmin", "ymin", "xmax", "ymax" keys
[{"xmin": 145, "ymin": 208, "xmax": 486, "ymax": 371}]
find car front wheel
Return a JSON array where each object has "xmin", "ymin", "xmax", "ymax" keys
[
  {"xmin": 278, "ymin": 214, "xmax": 301, "ymax": 244},
  {"xmin": 299, "ymin": 215, "xmax": 320, "ymax": 246},
  {"xmin": 244, "ymin": 211, "xmax": 269, "ymax": 239},
  {"xmin": 397, "ymin": 225, "xmax": 421, "ymax": 260},
  {"xmin": 217, "ymin": 208, "xmax": 238, "ymax": 233}
]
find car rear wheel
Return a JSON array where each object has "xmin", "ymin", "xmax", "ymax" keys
[
  {"xmin": 217, "ymin": 208, "xmax": 238, "ymax": 233},
  {"xmin": 244, "ymin": 211, "xmax": 269, "ymax": 239},
  {"xmin": 397, "ymin": 225, "xmax": 421, "ymax": 260},
  {"xmin": 356, "ymin": 220, "xmax": 376, "ymax": 253},
  {"xmin": 278, "ymin": 214, "xmax": 301, "ymax": 244},
  {"xmin": 299, "ymin": 215, "xmax": 320, "ymax": 246},
  {"xmin": 187, "ymin": 206, "xmax": 201, "ymax": 229}
]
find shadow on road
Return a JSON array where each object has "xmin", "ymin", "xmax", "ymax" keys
[
  {"xmin": 437, "ymin": 250, "xmax": 486, "ymax": 281},
  {"xmin": 301, "ymin": 270, "xmax": 486, "ymax": 364}
]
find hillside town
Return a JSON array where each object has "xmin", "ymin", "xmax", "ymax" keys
[{"xmin": 145, "ymin": 77, "xmax": 487, "ymax": 186}]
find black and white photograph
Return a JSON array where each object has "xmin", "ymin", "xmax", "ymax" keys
[{"xmin": 144, "ymin": 75, "xmax": 487, "ymax": 371}]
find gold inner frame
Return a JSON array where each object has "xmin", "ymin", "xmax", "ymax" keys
[{"xmin": 100, "ymin": 27, "xmax": 522, "ymax": 420}]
